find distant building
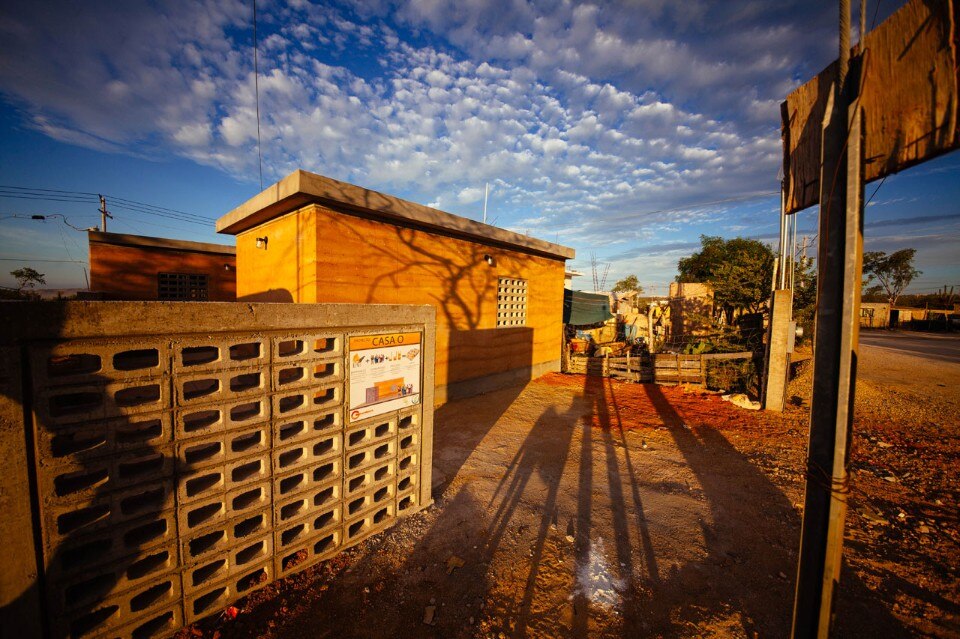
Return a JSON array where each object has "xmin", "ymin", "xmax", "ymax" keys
[
  {"xmin": 860, "ymin": 302, "xmax": 890, "ymax": 328},
  {"xmin": 88, "ymin": 231, "xmax": 236, "ymax": 301},
  {"xmin": 668, "ymin": 281, "xmax": 714, "ymax": 336},
  {"xmin": 564, "ymin": 269, "xmax": 584, "ymax": 289}
]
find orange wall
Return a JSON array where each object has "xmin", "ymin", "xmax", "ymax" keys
[
  {"xmin": 236, "ymin": 204, "xmax": 565, "ymax": 390},
  {"xmin": 89, "ymin": 242, "xmax": 236, "ymax": 301}
]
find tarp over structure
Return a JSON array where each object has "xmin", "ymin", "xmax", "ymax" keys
[{"xmin": 564, "ymin": 289, "xmax": 614, "ymax": 326}]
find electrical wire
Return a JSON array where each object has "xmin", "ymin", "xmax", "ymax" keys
[
  {"xmin": 0, "ymin": 258, "xmax": 87, "ymax": 263},
  {"xmin": 0, "ymin": 186, "xmax": 215, "ymax": 222},
  {"xmin": 864, "ymin": 175, "xmax": 888, "ymax": 207},
  {"xmin": 870, "ymin": 0, "xmax": 882, "ymax": 30}
]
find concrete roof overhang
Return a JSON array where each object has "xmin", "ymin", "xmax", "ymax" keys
[{"xmin": 216, "ymin": 170, "xmax": 575, "ymax": 261}]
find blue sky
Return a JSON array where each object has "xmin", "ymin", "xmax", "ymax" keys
[{"xmin": 0, "ymin": 0, "xmax": 957, "ymax": 294}]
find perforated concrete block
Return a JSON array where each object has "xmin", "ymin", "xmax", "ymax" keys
[
  {"xmin": 177, "ymin": 479, "xmax": 271, "ymax": 537},
  {"xmin": 272, "ymin": 357, "xmax": 343, "ymax": 392},
  {"xmin": 272, "ymin": 457, "xmax": 341, "ymax": 502},
  {"xmin": 184, "ymin": 559, "xmax": 272, "ymax": 623},
  {"xmin": 36, "ymin": 411, "xmax": 172, "ymax": 467},
  {"xmin": 275, "ymin": 528, "xmax": 341, "ymax": 579},
  {"xmin": 31, "ymin": 340, "xmax": 171, "ymax": 388},
  {"xmin": 173, "ymin": 337, "xmax": 269, "ymax": 374},
  {"xmin": 180, "ymin": 507, "xmax": 272, "ymax": 568},
  {"xmin": 52, "ymin": 542, "xmax": 178, "ymax": 615},
  {"xmin": 272, "ymin": 407, "xmax": 341, "ymax": 447},
  {"xmin": 183, "ymin": 533, "xmax": 272, "ymax": 595},
  {"xmin": 176, "ymin": 424, "xmax": 270, "ymax": 471},
  {"xmin": 344, "ymin": 415, "xmax": 397, "ymax": 452},
  {"xmin": 274, "ymin": 503, "xmax": 342, "ymax": 557},
  {"xmin": 344, "ymin": 481, "xmax": 395, "ymax": 520},
  {"xmin": 344, "ymin": 459, "xmax": 395, "ymax": 499},
  {"xmin": 43, "ymin": 481, "xmax": 175, "ymax": 549},
  {"xmin": 396, "ymin": 489, "xmax": 419, "ymax": 516},
  {"xmin": 272, "ymin": 384, "xmax": 342, "ymax": 420},
  {"xmin": 110, "ymin": 604, "xmax": 183, "ymax": 639},
  {"xmin": 37, "ymin": 379, "xmax": 171, "ymax": 427},
  {"xmin": 343, "ymin": 501, "xmax": 396, "ymax": 547},
  {"xmin": 52, "ymin": 570, "xmax": 181, "ymax": 639},
  {"xmin": 271, "ymin": 333, "xmax": 343, "ymax": 363},
  {"xmin": 39, "ymin": 445, "xmax": 174, "ymax": 508},
  {"xmin": 48, "ymin": 509, "xmax": 179, "ymax": 581},
  {"xmin": 273, "ymin": 478, "xmax": 340, "ymax": 528},
  {"xmin": 345, "ymin": 439, "xmax": 396, "ymax": 476},
  {"xmin": 271, "ymin": 432, "xmax": 342, "ymax": 477}
]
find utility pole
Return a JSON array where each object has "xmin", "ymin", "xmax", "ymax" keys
[{"xmin": 99, "ymin": 195, "xmax": 113, "ymax": 233}]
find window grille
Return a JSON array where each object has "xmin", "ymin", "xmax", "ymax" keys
[
  {"xmin": 158, "ymin": 272, "xmax": 209, "ymax": 301},
  {"xmin": 496, "ymin": 278, "xmax": 527, "ymax": 327}
]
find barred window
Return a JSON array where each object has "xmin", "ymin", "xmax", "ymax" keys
[
  {"xmin": 496, "ymin": 277, "xmax": 527, "ymax": 327},
  {"xmin": 158, "ymin": 272, "xmax": 209, "ymax": 301}
]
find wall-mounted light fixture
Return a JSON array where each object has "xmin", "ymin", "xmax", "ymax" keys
[
  {"xmin": 483, "ymin": 254, "xmax": 495, "ymax": 266},
  {"xmin": 224, "ymin": 263, "xmax": 232, "ymax": 272},
  {"xmin": 255, "ymin": 237, "xmax": 268, "ymax": 249}
]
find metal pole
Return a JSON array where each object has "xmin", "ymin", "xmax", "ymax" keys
[
  {"xmin": 483, "ymin": 182, "xmax": 489, "ymax": 224},
  {"xmin": 791, "ymin": 0, "xmax": 863, "ymax": 632},
  {"xmin": 778, "ymin": 183, "xmax": 788, "ymax": 289}
]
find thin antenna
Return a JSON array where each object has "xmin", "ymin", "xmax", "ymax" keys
[
  {"xmin": 253, "ymin": 0, "xmax": 264, "ymax": 190},
  {"xmin": 600, "ymin": 263, "xmax": 610, "ymax": 290},
  {"xmin": 482, "ymin": 182, "xmax": 489, "ymax": 224}
]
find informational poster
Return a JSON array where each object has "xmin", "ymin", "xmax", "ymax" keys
[{"xmin": 348, "ymin": 332, "xmax": 422, "ymax": 422}]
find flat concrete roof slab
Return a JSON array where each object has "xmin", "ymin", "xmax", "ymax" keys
[{"xmin": 216, "ymin": 170, "xmax": 575, "ymax": 261}]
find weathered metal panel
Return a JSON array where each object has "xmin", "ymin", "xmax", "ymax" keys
[{"xmin": 782, "ymin": 0, "xmax": 959, "ymax": 214}]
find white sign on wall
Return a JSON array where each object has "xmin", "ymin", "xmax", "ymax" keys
[{"xmin": 347, "ymin": 332, "xmax": 422, "ymax": 423}]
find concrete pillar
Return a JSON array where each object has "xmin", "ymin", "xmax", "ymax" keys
[{"xmin": 763, "ymin": 289, "xmax": 794, "ymax": 411}]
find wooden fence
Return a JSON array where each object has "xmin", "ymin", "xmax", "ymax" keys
[{"xmin": 566, "ymin": 351, "xmax": 755, "ymax": 388}]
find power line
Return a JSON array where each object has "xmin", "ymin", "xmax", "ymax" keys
[
  {"xmin": 0, "ymin": 186, "xmax": 215, "ymax": 222},
  {"xmin": 864, "ymin": 175, "xmax": 887, "ymax": 207},
  {"xmin": 0, "ymin": 258, "xmax": 87, "ymax": 263}
]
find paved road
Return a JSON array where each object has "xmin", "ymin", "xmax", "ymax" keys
[{"xmin": 859, "ymin": 330, "xmax": 960, "ymax": 365}]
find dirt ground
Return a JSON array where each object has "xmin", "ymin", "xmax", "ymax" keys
[{"xmin": 178, "ymin": 333, "xmax": 960, "ymax": 639}]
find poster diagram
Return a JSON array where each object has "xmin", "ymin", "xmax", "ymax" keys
[{"xmin": 348, "ymin": 332, "xmax": 422, "ymax": 422}]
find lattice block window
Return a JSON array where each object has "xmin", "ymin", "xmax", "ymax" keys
[
  {"xmin": 158, "ymin": 273, "xmax": 209, "ymax": 301},
  {"xmin": 497, "ymin": 278, "xmax": 528, "ymax": 327}
]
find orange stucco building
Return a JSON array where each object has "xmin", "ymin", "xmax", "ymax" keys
[
  {"xmin": 217, "ymin": 170, "xmax": 574, "ymax": 403},
  {"xmin": 88, "ymin": 231, "xmax": 236, "ymax": 301}
]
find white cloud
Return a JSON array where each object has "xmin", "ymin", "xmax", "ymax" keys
[
  {"xmin": 457, "ymin": 186, "xmax": 483, "ymax": 203},
  {"xmin": 0, "ymin": 0, "xmax": 850, "ymax": 286}
]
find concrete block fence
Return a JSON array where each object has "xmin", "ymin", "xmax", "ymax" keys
[{"xmin": 0, "ymin": 301, "xmax": 435, "ymax": 639}]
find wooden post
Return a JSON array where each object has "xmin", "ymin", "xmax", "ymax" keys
[{"xmin": 791, "ymin": 50, "xmax": 865, "ymax": 638}]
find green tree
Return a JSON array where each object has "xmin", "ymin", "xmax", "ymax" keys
[
  {"xmin": 10, "ymin": 267, "xmax": 45, "ymax": 295},
  {"xmin": 611, "ymin": 274, "xmax": 643, "ymax": 295},
  {"xmin": 862, "ymin": 249, "xmax": 920, "ymax": 306},
  {"xmin": 677, "ymin": 235, "xmax": 775, "ymax": 323}
]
